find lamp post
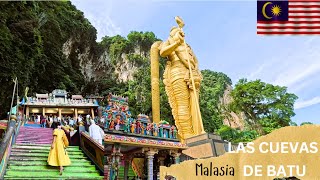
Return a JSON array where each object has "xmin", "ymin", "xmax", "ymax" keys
[{"xmin": 8, "ymin": 77, "xmax": 17, "ymax": 127}]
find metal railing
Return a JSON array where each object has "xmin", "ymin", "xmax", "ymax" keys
[
  {"xmin": 0, "ymin": 118, "xmax": 24, "ymax": 178},
  {"xmin": 0, "ymin": 77, "xmax": 25, "ymax": 178},
  {"xmin": 80, "ymin": 132, "xmax": 104, "ymax": 174}
]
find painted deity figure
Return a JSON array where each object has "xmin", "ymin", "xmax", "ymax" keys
[
  {"xmin": 141, "ymin": 124, "xmax": 145, "ymax": 135},
  {"xmin": 123, "ymin": 119, "xmax": 130, "ymax": 133},
  {"xmin": 114, "ymin": 115, "xmax": 122, "ymax": 131},
  {"xmin": 130, "ymin": 121, "xmax": 136, "ymax": 133},
  {"xmin": 136, "ymin": 120, "xmax": 141, "ymax": 134},
  {"xmin": 150, "ymin": 16, "xmax": 205, "ymax": 140},
  {"xmin": 153, "ymin": 123, "xmax": 159, "ymax": 137},
  {"xmin": 159, "ymin": 126, "xmax": 163, "ymax": 138},
  {"xmin": 106, "ymin": 102, "xmax": 113, "ymax": 111},
  {"xmin": 146, "ymin": 123, "xmax": 153, "ymax": 136},
  {"xmin": 173, "ymin": 125, "xmax": 177, "ymax": 139},
  {"xmin": 109, "ymin": 119, "xmax": 115, "ymax": 130},
  {"xmin": 170, "ymin": 125, "xmax": 177, "ymax": 139}
]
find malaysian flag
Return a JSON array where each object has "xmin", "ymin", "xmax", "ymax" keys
[{"xmin": 257, "ymin": 0, "xmax": 320, "ymax": 34}]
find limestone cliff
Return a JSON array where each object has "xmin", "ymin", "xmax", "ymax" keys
[
  {"xmin": 220, "ymin": 84, "xmax": 245, "ymax": 130},
  {"xmin": 62, "ymin": 36, "xmax": 141, "ymax": 83}
]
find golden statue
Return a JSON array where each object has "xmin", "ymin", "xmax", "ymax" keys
[{"xmin": 150, "ymin": 16, "xmax": 205, "ymax": 141}]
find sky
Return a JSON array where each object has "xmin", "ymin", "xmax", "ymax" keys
[{"xmin": 72, "ymin": 0, "xmax": 320, "ymax": 125}]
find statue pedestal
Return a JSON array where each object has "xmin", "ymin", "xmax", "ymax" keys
[{"xmin": 182, "ymin": 133, "xmax": 228, "ymax": 159}]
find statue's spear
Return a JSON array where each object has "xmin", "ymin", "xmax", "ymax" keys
[{"xmin": 175, "ymin": 16, "xmax": 205, "ymax": 134}]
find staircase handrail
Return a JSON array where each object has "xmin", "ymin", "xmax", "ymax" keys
[
  {"xmin": 0, "ymin": 119, "xmax": 17, "ymax": 178},
  {"xmin": 0, "ymin": 77, "xmax": 23, "ymax": 178},
  {"xmin": 80, "ymin": 131, "xmax": 104, "ymax": 174}
]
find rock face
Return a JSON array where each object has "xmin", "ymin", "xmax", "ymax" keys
[
  {"xmin": 62, "ymin": 37, "xmax": 140, "ymax": 83},
  {"xmin": 114, "ymin": 53, "xmax": 139, "ymax": 83},
  {"xmin": 220, "ymin": 84, "xmax": 245, "ymax": 130}
]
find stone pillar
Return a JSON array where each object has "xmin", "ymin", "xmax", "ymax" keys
[
  {"xmin": 170, "ymin": 150, "xmax": 181, "ymax": 164},
  {"xmin": 110, "ymin": 144, "xmax": 122, "ymax": 180},
  {"xmin": 143, "ymin": 148, "xmax": 158, "ymax": 180},
  {"xmin": 42, "ymin": 107, "xmax": 45, "ymax": 116},
  {"xmin": 91, "ymin": 108, "xmax": 95, "ymax": 119},
  {"xmin": 173, "ymin": 153, "xmax": 181, "ymax": 164},
  {"xmin": 26, "ymin": 106, "xmax": 29, "ymax": 118},
  {"xmin": 58, "ymin": 108, "xmax": 62, "ymax": 118},
  {"xmin": 75, "ymin": 108, "xmax": 78, "ymax": 119},
  {"xmin": 158, "ymin": 157, "xmax": 165, "ymax": 166}
]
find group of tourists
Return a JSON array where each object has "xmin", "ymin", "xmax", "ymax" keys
[
  {"xmin": 46, "ymin": 114, "xmax": 105, "ymax": 175},
  {"xmin": 31, "ymin": 114, "xmax": 93, "ymax": 129}
]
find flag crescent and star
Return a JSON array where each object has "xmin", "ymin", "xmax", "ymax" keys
[{"xmin": 262, "ymin": 2, "xmax": 273, "ymax": 19}]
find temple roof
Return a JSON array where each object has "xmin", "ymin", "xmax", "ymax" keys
[
  {"xmin": 36, "ymin": 94, "xmax": 48, "ymax": 99},
  {"xmin": 52, "ymin": 89, "xmax": 67, "ymax": 97},
  {"xmin": 72, "ymin": 95, "xmax": 83, "ymax": 99}
]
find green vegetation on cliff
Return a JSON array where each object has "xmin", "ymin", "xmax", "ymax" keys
[{"xmin": 0, "ymin": 1, "xmax": 96, "ymax": 116}]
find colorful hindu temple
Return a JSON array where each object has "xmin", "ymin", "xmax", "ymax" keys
[
  {"xmin": 102, "ymin": 93, "xmax": 186, "ymax": 180},
  {"xmin": 23, "ymin": 89, "xmax": 99, "ymax": 120}
]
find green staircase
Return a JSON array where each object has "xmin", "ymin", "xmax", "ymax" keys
[
  {"xmin": 3, "ymin": 126, "xmax": 103, "ymax": 179},
  {"xmin": 117, "ymin": 165, "xmax": 136, "ymax": 180},
  {"xmin": 4, "ymin": 144, "xmax": 103, "ymax": 179}
]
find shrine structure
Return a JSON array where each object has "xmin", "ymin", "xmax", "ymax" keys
[
  {"xmin": 23, "ymin": 89, "xmax": 99, "ymax": 120},
  {"xmin": 102, "ymin": 93, "xmax": 185, "ymax": 180}
]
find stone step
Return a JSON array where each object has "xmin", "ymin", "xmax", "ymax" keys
[
  {"xmin": 16, "ymin": 135, "xmax": 53, "ymax": 137},
  {"xmin": 7, "ymin": 165, "xmax": 97, "ymax": 172},
  {"xmin": 10, "ymin": 152, "xmax": 86, "ymax": 158},
  {"xmin": 4, "ymin": 170, "xmax": 102, "ymax": 179},
  {"xmin": 11, "ymin": 149, "xmax": 84, "ymax": 155},
  {"xmin": 4, "ymin": 176, "xmax": 103, "ymax": 180},
  {"xmin": 15, "ymin": 141, "xmax": 52, "ymax": 144},
  {"xmin": 15, "ymin": 141, "xmax": 52, "ymax": 143},
  {"xmin": 4, "ymin": 177, "xmax": 103, "ymax": 180},
  {"xmin": 16, "ymin": 138, "xmax": 53, "ymax": 140},
  {"xmin": 13, "ymin": 145, "xmax": 81, "ymax": 151},
  {"xmin": 9, "ymin": 156, "xmax": 88, "ymax": 161},
  {"xmin": 8, "ymin": 160, "xmax": 93, "ymax": 167},
  {"xmin": 12, "ymin": 147, "xmax": 81, "ymax": 152}
]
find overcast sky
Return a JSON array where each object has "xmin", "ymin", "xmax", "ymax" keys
[{"xmin": 72, "ymin": 0, "xmax": 320, "ymax": 125}]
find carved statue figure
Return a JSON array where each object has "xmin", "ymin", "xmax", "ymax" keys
[
  {"xmin": 146, "ymin": 123, "xmax": 152, "ymax": 135},
  {"xmin": 130, "ymin": 121, "xmax": 136, "ymax": 133},
  {"xmin": 153, "ymin": 123, "xmax": 159, "ymax": 137},
  {"xmin": 150, "ymin": 16, "xmax": 205, "ymax": 141}
]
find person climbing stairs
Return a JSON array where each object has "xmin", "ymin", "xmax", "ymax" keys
[{"xmin": 4, "ymin": 126, "xmax": 103, "ymax": 179}]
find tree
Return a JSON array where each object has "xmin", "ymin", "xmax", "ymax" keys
[
  {"xmin": 300, "ymin": 122, "xmax": 313, "ymax": 126},
  {"xmin": 199, "ymin": 70, "xmax": 232, "ymax": 132},
  {"xmin": 290, "ymin": 121, "xmax": 298, "ymax": 126},
  {"xmin": 230, "ymin": 79, "xmax": 298, "ymax": 135}
]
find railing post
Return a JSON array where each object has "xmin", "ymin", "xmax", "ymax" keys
[{"xmin": 0, "ymin": 119, "xmax": 17, "ymax": 162}]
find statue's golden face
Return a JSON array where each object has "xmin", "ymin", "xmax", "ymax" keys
[
  {"xmin": 170, "ymin": 28, "xmax": 185, "ymax": 44},
  {"xmin": 170, "ymin": 27, "xmax": 180, "ymax": 37}
]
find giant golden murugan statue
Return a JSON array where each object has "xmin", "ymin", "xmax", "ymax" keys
[{"xmin": 150, "ymin": 16, "xmax": 205, "ymax": 141}]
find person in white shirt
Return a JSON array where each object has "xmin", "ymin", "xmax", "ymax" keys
[
  {"xmin": 36, "ymin": 115, "xmax": 40, "ymax": 124},
  {"xmin": 47, "ymin": 115, "xmax": 53, "ymax": 127},
  {"xmin": 69, "ymin": 117, "xmax": 75, "ymax": 127},
  {"xmin": 86, "ymin": 114, "xmax": 91, "ymax": 125},
  {"xmin": 89, "ymin": 120, "xmax": 104, "ymax": 145},
  {"xmin": 78, "ymin": 115, "xmax": 83, "ymax": 124}
]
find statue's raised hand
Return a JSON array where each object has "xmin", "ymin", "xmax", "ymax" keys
[{"xmin": 173, "ymin": 30, "xmax": 184, "ymax": 45}]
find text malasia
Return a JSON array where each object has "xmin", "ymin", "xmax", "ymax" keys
[
  {"xmin": 196, "ymin": 163, "xmax": 234, "ymax": 176},
  {"xmin": 228, "ymin": 142, "xmax": 318, "ymax": 154}
]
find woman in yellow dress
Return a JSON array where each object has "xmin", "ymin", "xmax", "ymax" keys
[{"xmin": 47, "ymin": 122, "xmax": 71, "ymax": 175}]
